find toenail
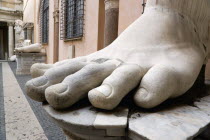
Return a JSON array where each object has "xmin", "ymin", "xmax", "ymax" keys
[
  {"xmin": 32, "ymin": 76, "xmax": 48, "ymax": 86},
  {"xmin": 139, "ymin": 87, "xmax": 149, "ymax": 98},
  {"xmin": 95, "ymin": 85, "xmax": 112, "ymax": 97},
  {"xmin": 55, "ymin": 83, "xmax": 68, "ymax": 94}
]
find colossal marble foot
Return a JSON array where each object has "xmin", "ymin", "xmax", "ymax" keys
[{"xmin": 26, "ymin": 0, "xmax": 210, "ymax": 110}]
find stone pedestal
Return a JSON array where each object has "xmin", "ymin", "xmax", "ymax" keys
[
  {"xmin": 104, "ymin": 0, "xmax": 119, "ymax": 47},
  {"xmin": 16, "ymin": 52, "xmax": 46, "ymax": 75},
  {"xmin": 43, "ymin": 104, "xmax": 128, "ymax": 140},
  {"xmin": 43, "ymin": 93, "xmax": 210, "ymax": 140}
]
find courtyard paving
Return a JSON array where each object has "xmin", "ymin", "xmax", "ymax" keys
[{"xmin": 0, "ymin": 62, "xmax": 66, "ymax": 140}]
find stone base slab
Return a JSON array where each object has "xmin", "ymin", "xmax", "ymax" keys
[
  {"xmin": 16, "ymin": 52, "xmax": 46, "ymax": 75},
  {"xmin": 42, "ymin": 83, "xmax": 210, "ymax": 140}
]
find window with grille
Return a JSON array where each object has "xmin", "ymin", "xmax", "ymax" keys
[
  {"xmin": 24, "ymin": 29, "xmax": 27, "ymax": 40},
  {"xmin": 42, "ymin": 0, "xmax": 49, "ymax": 44},
  {"xmin": 60, "ymin": 0, "xmax": 85, "ymax": 40}
]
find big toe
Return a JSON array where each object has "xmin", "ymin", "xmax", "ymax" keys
[
  {"xmin": 89, "ymin": 64, "xmax": 145, "ymax": 110},
  {"xmin": 88, "ymin": 84, "xmax": 114, "ymax": 110},
  {"xmin": 25, "ymin": 76, "xmax": 49, "ymax": 102},
  {"xmin": 30, "ymin": 63, "xmax": 53, "ymax": 78},
  {"xmin": 45, "ymin": 83, "xmax": 71, "ymax": 109}
]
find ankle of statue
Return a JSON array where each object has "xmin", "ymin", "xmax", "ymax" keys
[
  {"xmin": 144, "ymin": 6, "xmax": 209, "ymax": 60},
  {"xmin": 144, "ymin": 6, "xmax": 196, "ymax": 28}
]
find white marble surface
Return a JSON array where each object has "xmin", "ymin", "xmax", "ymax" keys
[
  {"xmin": 94, "ymin": 107, "xmax": 128, "ymax": 129},
  {"xmin": 93, "ymin": 107, "xmax": 128, "ymax": 136},
  {"xmin": 129, "ymin": 95, "xmax": 210, "ymax": 140},
  {"xmin": 43, "ymin": 104, "xmax": 129, "ymax": 138},
  {"xmin": 43, "ymin": 94, "xmax": 210, "ymax": 140}
]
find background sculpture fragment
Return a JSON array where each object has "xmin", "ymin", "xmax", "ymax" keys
[
  {"xmin": 15, "ymin": 43, "xmax": 43, "ymax": 53},
  {"xmin": 14, "ymin": 20, "xmax": 24, "ymax": 48},
  {"xmin": 26, "ymin": 0, "xmax": 210, "ymax": 110}
]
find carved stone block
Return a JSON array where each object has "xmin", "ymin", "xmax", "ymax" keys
[{"xmin": 16, "ymin": 52, "xmax": 46, "ymax": 75}]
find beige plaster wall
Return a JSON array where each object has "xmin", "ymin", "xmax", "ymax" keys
[
  {"xmin": 57, "ymin": 0, "xmax": 101, "ymax": 62},
  {"xmin": 118, "ymin": 0, "xmax": 143, "ymax": 35},
  {"xmin": 23, "ymin": 0, "xmax": 40, "ymax": 43},
  {"xmin": 23, "ymin": 0, "xmax": 35, "ymax": 23},
  {"xmin": 33, "ymin": 0, "xmax": 41, "ymax": 43}
]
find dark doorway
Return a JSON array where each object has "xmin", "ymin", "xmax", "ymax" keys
[{"xmin": 0, "ymin": 22, "xmax": 8, "ymax": 60}]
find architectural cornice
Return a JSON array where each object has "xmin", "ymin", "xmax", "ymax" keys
[
  {"xmin": 7, "ymin": 22, "xmax": 15, "ymax": 26},
  {"xmin": 0, "ymin": 0, "xmax": 23, "ymax": 5},
  {"xmin": 0, "ymin": 9, "xmax": 23, "ymax": 16}
]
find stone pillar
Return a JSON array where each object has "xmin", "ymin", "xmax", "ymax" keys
[
  {"xmin": 53, "ymin": 0, "xmax": 60, "ymax": 63},
  {"xmin": 8, "ymin": 22, "xmax": 14, "ymax": 58},
  {"xmin": 104, "ymin": 0, "xmax": 119, "ymax": 47}
]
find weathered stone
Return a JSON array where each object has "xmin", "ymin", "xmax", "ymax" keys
[
  {"xmin": 16, "ymin": 52, "xmax": 46, "ymax": 75},
  {"xmin": 15, "ymin": 43, "xmax": 43, "ymax": 53},
  {"xmin": 43, "ymin": 103, "xmax": 129, "ymax": 139},
  {"xmin": 64, "ymin": 130, "xmax": 124, "ymax": 140},
  {"xmin": 14, "ymin": 20, "xmax": 24, "ymax": 48},
  {"xmin": 42, "ymin": 92, "xmax": 210, "ymax": 140},
  {"xmin": 93, "ymin": 107, "xmax": 128, "ymax": 136},
  {"xmin": 128, "ymin": 95, "xmax": 210, "ymax": 140},
  {"xmin": 43, "ymin": 104, "xmax": 107, "ymax": 136}
]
